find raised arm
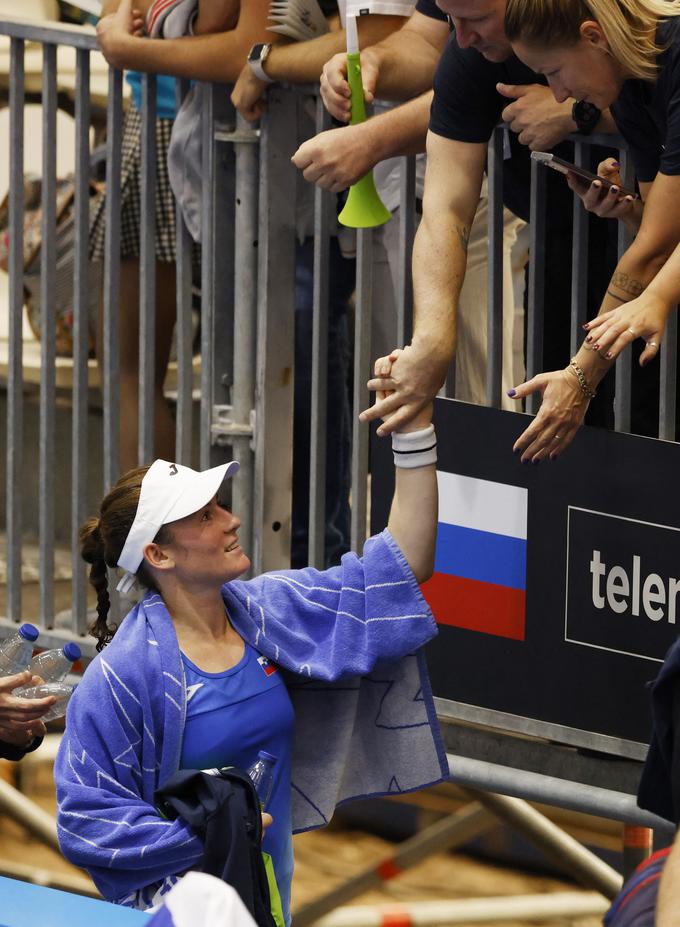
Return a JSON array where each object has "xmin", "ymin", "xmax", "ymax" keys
[{"xmin": 359, "ymin": 133, "xmax": 487, "ymax": 435}]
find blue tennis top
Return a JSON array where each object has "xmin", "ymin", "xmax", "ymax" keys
[
  {"xmin": 125, "ymin": 73, "xmax": 178, "ymax": 120},
  {"xmin": 179, "ymin": 642, "xmax": 295, "ymax": 925}
]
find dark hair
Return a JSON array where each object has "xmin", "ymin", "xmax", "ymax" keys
[{"xmin": 80, "ymin": 466, "xmax": 173, "ymax": 652}]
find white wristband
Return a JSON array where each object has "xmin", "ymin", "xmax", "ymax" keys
[{"xmin": 392, "ymin": 424, "xmax": 437, "ymax": 469}]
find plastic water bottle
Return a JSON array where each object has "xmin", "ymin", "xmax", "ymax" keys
[
  {"xmin": 26, "ymin": 642, "xmax": 81, "ymax": 684},
  {"xmin": 0, "ymin": 624, "xmax": 39, "ymax": 676},
  {"xmin": 246, "ymin": 751, "xmax": 277, "ymax": 809},
  {"xmin": 17, "ymin": 683, "xmax": 74, "ymax": 722}
]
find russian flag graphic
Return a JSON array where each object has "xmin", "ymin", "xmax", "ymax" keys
[{"xmin": 421, "ymin": 472, "xmax": 528, "ymax": 641}]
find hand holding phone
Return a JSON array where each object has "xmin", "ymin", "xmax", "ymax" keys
[{"xmin": 531, "ymin": 151, "xmax": 638, "ymax": 199}]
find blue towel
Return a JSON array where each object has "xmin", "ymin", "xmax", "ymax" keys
[{"xmin": 55, "ymin": 530, "xmax": 448, "ymax": 903}]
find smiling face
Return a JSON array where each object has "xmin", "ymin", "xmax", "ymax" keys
[
  {"xmin": 148, "ymin": 495, "xmax": 251, "ymax": 591},
  {"xmin": 436, "ymin": 0, "xmax": 512, "ymax": 61},
  {"xmin": 511, "ymin": 22, "xmax": 626, "ymax": 109}
]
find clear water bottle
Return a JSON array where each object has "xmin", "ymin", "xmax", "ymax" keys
[
  {"xmin": 18, "ymin": 683, "xmax": 74, "ymax": 722},
  {"xmin": 246, "ymin": 751, "xmax": 277, "ymax": 809},
  {"xmin": 0, "ymin": 624, "xmax": 39, "ymax": 676},
  {"xmin": 25, "ymin": 642, "xmax": 81, "ymax": 684}
]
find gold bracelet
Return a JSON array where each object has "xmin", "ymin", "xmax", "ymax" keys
[{"xmin": 569, "ymin": 358, "xmax": 597, "ymax": 399}]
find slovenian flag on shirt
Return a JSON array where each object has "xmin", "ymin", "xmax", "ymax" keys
[{"xmin": 422, "ymin": 472, "xmax": 528, "ymax": 641}]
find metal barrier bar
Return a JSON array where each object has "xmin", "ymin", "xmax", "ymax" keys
[
  {"xmin": 526, "ymin": 157, "xmax": 546, "ymax": 414},
  {"xmin": 102, "ymin": 67, "xmax": 123, "ymax": 490},
  {"xmin": 6, "ymin": 37, "xmax": 26, "ymax": 624},
  {"xmin": 308, "ymin": 97, "xmax": 333, "ymax": 569},
  {"xmin": 0, "ymin": 20, "xmax": 97, "ymax": 47},
  {"xmin": 351, "ymin": 229, "xmax": 373, "ymax": 552},
  {"xmin": 660, "ymin": 309, "xmax": 678, "ymax": 441},
  {"xmin": 71, "ymin": 48, "xmax": 91, "ymax": 635},
  {"xmin": 253, "ymin": 86, "xmax": 297, "ymax": 572},
  {"xmin": 138, "ymin": 72, "xmax": 157, "ymax": 464},
  {"xmin": 39, "ymin": 43, "xmax": 58, "ymax": 628},
  {"xmin": 200, "ymin": 85, "xmax": 216, "ymax": 470},
  {"xmin": 231, "ymin": 114, "xmax": 259, "ymax": 563},
  {"xmin": 614, "ymin": 148, "xmax": 635, "ymax": 434},
  {"xmin": 570, "ymin": 140, "xmax": 590, "ymax": 356},
  {"xmin": 486, "ymin": 127, "xmax": 504, "ymax": 408},
  {"xmin": 174, "ymin": 78, "xmax": 194, "ymax": 466},
  {"xmin": 396, "ymin": 155, "xmax": 416, "ymax": 347}
]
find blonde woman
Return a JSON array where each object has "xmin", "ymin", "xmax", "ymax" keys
[{"xmin": 501, "ymin": 0, "xmax": 680, "ymax": 461}]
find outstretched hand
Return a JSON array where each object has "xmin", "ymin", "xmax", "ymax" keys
[
  {"xmin": 361, "ymin": 342, "xmax": 448, "ymax": 436},
  {"xmin": 583, "ymin": 295, "xmax": 668, "ymax": 365},
  {"xmin": 507, "ymin": 367, "xmax": 590, "ymax": 462}
]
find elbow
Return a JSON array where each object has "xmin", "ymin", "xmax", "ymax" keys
[{"xmin": 412, "ymin": 555, "xmax": 435, "ymax": 586}]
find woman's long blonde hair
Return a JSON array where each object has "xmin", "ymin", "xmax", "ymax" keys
[{"xmin": 505, "ymin": 0, "xmax": 680, "ymax": 81}]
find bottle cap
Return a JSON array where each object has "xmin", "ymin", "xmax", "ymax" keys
[
  {"xmin": 20, "ymin": 623, "xmax": 39, "ymax": 642},
  {"xmin": 258, "ymin": 750, "xmax": 277, "ymax": 764},
  {"xmin": 63, "ymin": 642, "xmax": 81, "ymax": 662}
]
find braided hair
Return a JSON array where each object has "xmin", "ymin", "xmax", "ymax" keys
[{"xmin": 80, "ymin": 466, "xmax": 172, "ymax": 651}]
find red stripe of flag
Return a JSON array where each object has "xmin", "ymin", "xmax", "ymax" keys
[{"xmin": 421, "ymin": 572, "xmax": 526, "ymax": 641}]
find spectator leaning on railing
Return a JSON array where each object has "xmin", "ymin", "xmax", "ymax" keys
[
  {"xmin": 503, "ymin": 0, "xmax": 680, "ymax": 459},
  {"xmin": 356, "ymin": 0, "xmax": 618, "ymax": 449},
  {"xmin": 290, "ymin": 0, "xmax": 528, "ymax": 410}
]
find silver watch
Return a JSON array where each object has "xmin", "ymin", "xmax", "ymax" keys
[{"xmin": 247, "ymin": 43, "xmax": 275, "ymax": 84}]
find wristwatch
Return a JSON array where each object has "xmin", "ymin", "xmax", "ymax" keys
[
  {"xmin": 572, "ymin": 100, "xmax": 601, "ymax": 136},
  {"xmin": 248, "ymin": 43, "xmax": 275, "ymax": 84}
]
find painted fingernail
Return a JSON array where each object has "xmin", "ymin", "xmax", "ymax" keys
[
  {"xmin": 610, "ymin": 186, "xmax": 619, "ymax": 194},
  {"xmin": 606, "ymin": 351, "xmax": 613, "ymax": 359},
  {"xmin": 507, "ymin": 388, "xmax": 517, "ymax": 398},
  {"xmin": 521, "ymin": 458, "xmax": 529, "ymax": 465},
  {"xmin": 582, "ymin": 323, "xmax": 589, "ymax": 330},
  {"xmin": 513, "ymin": 446, "xmax": 521, "ymax": 455},
  {"xmin": 593, "ymin": 343, "xmax": 600, "ymax": 351},
  {"xmin": 532, "ymin": 458, "xmax": 540, "ymax": 466},
  {"xmin": 585, "ymin": 335, "xmax": 592, "ymax": 343},
  {"xmin": 612, "ymin": 161, "xmax": 620, "ymax": 168}
]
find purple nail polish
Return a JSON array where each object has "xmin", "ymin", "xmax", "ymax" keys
[
  {"xmin": 606, "ymin": 351, "xmax": 613, "ymax": 359},
  {"xmin": 507, "ymin": 388, "xmax": 517, "ymax": 398},
  {"xmin": 585, "ymin": 335, "xmax": 592, "ymax": 343},
  {"xmin": 593, "ymin": 344, "xmax": 600, "ymax": 350},
  {"xmin": 532, "ymin": 458, "xmax": 540, "ymax": 466},
  {"xmin": 610, "ymin": 186, "xmax": 619, "ymax": 194}
]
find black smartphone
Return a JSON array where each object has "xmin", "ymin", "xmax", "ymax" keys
[{"xmin": 530, "ymin": 151, "xmax": 639, "ymax": 199}]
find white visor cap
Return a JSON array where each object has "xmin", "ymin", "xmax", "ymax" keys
[{"xmin": 116, "ymin": 459, "xmax": 240, "ymax": 594}]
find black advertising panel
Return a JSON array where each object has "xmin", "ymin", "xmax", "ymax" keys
[{"xmin": 370, "ymin": 398, "xmax": 680, "ymax": 754}]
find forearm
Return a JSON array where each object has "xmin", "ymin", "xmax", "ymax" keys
[
  {"xmin": 265, "ymin": 16, "xmax": 406, "ymax": 84},
  {"xmin": 367, "ymin": 29, "xmax": 442, "ymax": 99},
  {"xmin": 359, "ymin": 92, "xmax": 432, "ymax": 159},
  {"xmin": 104, "ymin": 30, "xmax": 269, "ymax": 82},
  {"xmin": 388, "ymin": 461, "xmax": 437, "ymax": 583},
  {"xmin": 194, "ymin": 0, "xmax": 239, "ymax": 35}
]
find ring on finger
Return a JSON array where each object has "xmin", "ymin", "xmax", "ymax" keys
[
  {"xmin": 647, "ymin": 340, "xmax": 659, "ymax": 348},
  {"xmin": 627, "ymin": 327, "xmax": 636, "ymax": 337}
]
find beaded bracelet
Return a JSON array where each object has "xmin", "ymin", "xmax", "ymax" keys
[
  {"xmin": 392, "ymin": 424, "xmax": 437, "ymax": 469},
  {"xmin": 569, "ymin": 358, "xmax": 597, "ymax": 399}
]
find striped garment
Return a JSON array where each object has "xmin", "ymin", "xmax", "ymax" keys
[{"xmin": 54, "ymin": 529, "xmax": 448, "ymax": 905}]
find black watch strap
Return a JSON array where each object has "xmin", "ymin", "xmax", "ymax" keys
[{"xmin": 572, "ymin": 100, "xmax": 601, "ymax": 136}]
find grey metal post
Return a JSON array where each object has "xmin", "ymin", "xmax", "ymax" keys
[
  {"xmin": 0, "ymin": 779, "xmax": 59, "ymax": 852},
  {"xmin": 253, "ymin": 87, "xmax": 298, "ymax": 572},
  {"xmin": 7, "ymin": 37, "xmax": 26, "ymax": 624},
  {"xmin": 71, "ymin": 49, "xmax": 91, "ymax": 634},
  {"xmin": 200, "ymin": 84, "xmax": 217, "ymax": 471},
  {"xmin": 659, "ymin": 309, "xmax": 678, "ymax": 441},
  {"xmin": 39, "ymin": 43, "xmax": 57, "ymax": 628},
  {"xmin": 103, "ymin": 67, "xmax": 123, "ymax": 490},
  {"xmin": 486, "ymin": 127, "xmax": 504, "ymax": 408},
  {"xmin": 614, "ymin": 148, "xmax": 635, "ymax": 434},
  {"xmin": 351, "ymin": 229, "xmax": 374, "ymax": 552},
  {"xmin": 570, "ymin": 140, "xmax": 590, "ymax": 356},
  {"xmin": 526, "ymin": 157, "xmax": 546, "ymax": 414},
  {"xmin": 231, "ymin": 113, "xmax": 259, "ymax": 564},
  {"xmin": 396, "ymin": 156, "xmax": 416, "ymax": 347},
  {"xmin": 174, "ymin": 79, "xmax": 194, "ymax": 465},
  {"xmin": 138, "ymin": 73, "xmax": 157, "ymax": 464},
  {"xmin": 308, "ymin": 96, "xmax": 333, "ymax": 569}
]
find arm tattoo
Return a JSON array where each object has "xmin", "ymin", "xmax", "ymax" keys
[
  {"xmin": 456, "ymin": 224, "xmax": 470, "ymax": 253},
  {"xmin": 610, "ymin": 271, "xmax": 644, "ymax": 298}
]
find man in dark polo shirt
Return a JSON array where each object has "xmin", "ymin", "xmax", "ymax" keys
[{"xmin": 358, "ymin": 0, "xmax": 619, "ymax": 444}]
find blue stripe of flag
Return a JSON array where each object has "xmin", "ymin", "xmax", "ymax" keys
[{"xmin": 434, "ymin": 523, "xmax": 526, "ymax": 591}]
